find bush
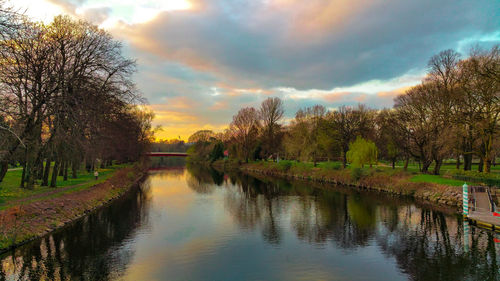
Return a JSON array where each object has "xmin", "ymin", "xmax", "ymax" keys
[
  {"xmin": 351, "ymin": 167, "xmax": 364, "ymax": 181},
  {"xmin": 277, "ymin": 160, "xmax": 293, "ymax": 172},
  {"xmin": 319, "ymin": 162, "xmax": 342, "ymax": 170},
  {"xmin": 446, "ymin": 169, "xmax": 500, "ymax": 187}
]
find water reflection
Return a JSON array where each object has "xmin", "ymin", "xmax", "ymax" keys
[
  {"xmin": 0, "ymin": 182, "xmax": 152, "ymax": 281},
  {"xmin": 1, "ymin": 165, "xmax": 499, "ymax": 281},
  {"xmin": 186, "ymin": 166, "xmax": 500, "ymax": 280}
]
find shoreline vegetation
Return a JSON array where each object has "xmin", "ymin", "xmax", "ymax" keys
[
  {"xmin": 184, "ymin": 46, "xmax": 499, "ymax": 214},
  {"xmin": 210, "ymin": 159, "xmax": 465, "ymax": 209},
  {"xmin": 0, "ymin": 7, "xmax": 156, "ymax": 255},
  {"xmin": 0, "ymin": 162, "xmax": 148, "ymax": 254}
]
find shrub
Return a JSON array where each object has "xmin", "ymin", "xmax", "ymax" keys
[
  {"xmin": 447, "ymin": 169, "xmax": 500, "ymax": 187},
  {"xmin": 319, "ymin": 162, "xmax": 342, "ymax": 170},
  {"xmin": 351, "ymin": 167, "xmax": 364, "ymax": 181},
  {"xmin": 277, "ymin": 160, "xmax": 293, "ymax": 172}
]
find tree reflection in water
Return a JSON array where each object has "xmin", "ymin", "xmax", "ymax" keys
[
  {"xmin": 187, "ymin": 165, "xmax": 500, "ymax": 280},
  {"xmin": 1, "ymin": 166, "xmax": 499, "ymax": 281},
  {"xmin": 0, "ymin": 182, "xmax": 152, "ymax": 281}
]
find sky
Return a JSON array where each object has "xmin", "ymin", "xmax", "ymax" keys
[{"xmin": 12, "ymin": 0, "xmax": 500, "ymax": 140}]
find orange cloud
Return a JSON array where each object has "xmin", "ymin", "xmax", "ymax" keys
[
  {"xmin": 267, "ymin": 0, "xmax": 381, "ymax": 40},
  {"xmin": 376, "ymin": 85, "xmax": 412, "ymax": 98},
  {"xmin": 322, "ymin": 91, "xmax": 351, "ymax": 102}
]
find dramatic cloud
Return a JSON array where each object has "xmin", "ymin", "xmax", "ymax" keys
[{"xmin": 13, "ymin": 0, "xmax": 500, "ymax": 139}]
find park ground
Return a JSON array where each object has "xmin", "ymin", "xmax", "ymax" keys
[{"xmin": 0, "ymin": 162, "xmax": 147, "ymax": 252}]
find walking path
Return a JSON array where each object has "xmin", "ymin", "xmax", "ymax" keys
[{"xmin": 468, "ymin": 187, "xmax": 500, "ymax": 231}]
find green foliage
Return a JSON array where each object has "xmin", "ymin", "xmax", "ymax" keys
[
  {"xmin": 386, "ymin": 142, "xmax": 399, "ymax": 159},
  {"xmin": 277, "ymin": 160, "xmax": 293, "ymax": 172},
  {"xmin": 447, "ymin": 169, "xmax": 500, "ymax": 186},
  {"xmin": 317, "ymin": 162, "xmax": 342, "ymax": 170},
  {"xmin": 346, "ymin": 136, "xmax": 378, "ymax": 168},
  {"xmin": 209, "ymin": 142, "xmax": 225, "ymax": 162},
  {"xmin": 410, "ymin": 174, "xmax": 464, "ymax": 186},
  {"xmin": 351, "ymin": 167, "xmax": 364, "ymax": 181}
]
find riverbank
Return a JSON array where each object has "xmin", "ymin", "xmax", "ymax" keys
[
  {"xmin": 0, "ymin": 162, "xmax": 148, "ymax": 253},
  {"xmin": 211, "ymin": 160, "xmax": 464, "ymax": 208}
]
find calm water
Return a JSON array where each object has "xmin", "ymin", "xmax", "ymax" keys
[{"xmin": 1, "ymin": 164, "xmax": 500, "ymax": 281}]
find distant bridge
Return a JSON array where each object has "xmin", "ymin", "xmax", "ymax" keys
[{"xmin": 146, "ymin": 152, "xmax": 188, "ymax": 157}]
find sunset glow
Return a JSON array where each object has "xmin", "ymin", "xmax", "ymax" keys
[{"xmin": 11, "ymin": 0, "xmax": 500, "ymax": 140}]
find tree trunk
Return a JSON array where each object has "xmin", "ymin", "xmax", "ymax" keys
[
  {"xmin": 484, "ymin": 158, "xmax": 491, "ymax": 173},
  {"xmin": 403, "ymin": 156, "xmax": 409, "ymax": 171},
  {"xmin": 456, "ymin": 154, "xmax": 460, "ymax": 169},
  {"xmin": 478, "ymin": 158, "xmax": 483, "ymax": 172},
  {"xmin": 392, "ymin": 159, "xmax": 395, "ymax": 169},
  {"xmin": 433, "ymin": 159, "xmax": 442, "ymax": 175},
  {"xmin": 342, "ymin": 150, "xmax": 347, "ymax": 168},
  {"xmin": 72, "ymin": 160, "xmax": 78, "ymax": 179},
  {"xmin": 35, "ymin": 157, "xmax": 44, "ymax": 180},
  {"xmin": 42, "ymin": 158, "xmax": 51, "ymax": 186},
  {"xmin": 58, "ymin": 161, "xmax": 65, "ymax": 176},
  {"xmin": 421, "ymin": 160, "xmax": 432, "ymax": 174},
  {"xmin": 0, "ymin": 161, "xmax": 8, "ymax": 183},
  {"xmin": 63, "ymin": 161, "xmax": 68, "ymax": 181},
  {"xmin": 50, "ymin": 160, "xmax": 60, "ymax": 188},
  {"xmin": 463, "ymin": 154, "xmax": 472, "ymax": 171},
  {"xmin": 20, "ymin": 163, "xmax": 26, "ymax": 188}
]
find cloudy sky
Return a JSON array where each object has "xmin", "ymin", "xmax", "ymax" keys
[{"xmin": 13, "ymin": 0, "xmax": 500, "ymax": 139}]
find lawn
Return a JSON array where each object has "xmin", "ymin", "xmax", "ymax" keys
[
  {"xmin": 254, "ymin": 159, "xmax": 499, "ymax": 187},
  {"xmin": 409, "ymin": 174, "xmax": 465, "ymax": 187},
  {"xmin": 0, "ymin": 163, "xmax": 129, "ymax": 208}
]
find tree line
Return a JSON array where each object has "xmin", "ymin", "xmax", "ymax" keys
[
  {"xmin": 0, "ymin": 3, "xmax": 154, "ymax": 188},
  {"xmin": 189, "ymin": 45, "xmax": 499, "ymax": 174}
]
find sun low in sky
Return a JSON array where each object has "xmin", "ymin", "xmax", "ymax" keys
[{"xmin": 13, "ymin": 0, "xmax": 500, "ymax": 140}]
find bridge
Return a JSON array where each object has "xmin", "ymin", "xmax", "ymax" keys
[
  {"xmin": 146, "ymin": 152, "xmax": 188, "ymax": 157},
  {"xmin": 467, "ymin": 186, "xmax": 500, "ymax": 232}
]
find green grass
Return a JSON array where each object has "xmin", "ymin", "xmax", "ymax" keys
[
  {"xmin": 409, "ymin": 174, "xmax": 465, "ymax": 186},
  {"xmin": 254, "ymin": 159, "xmax": 490, "ymax": 187},
  {"xmin": 0, "ymin": 163, "xmax": 129, "ymax": 208}
]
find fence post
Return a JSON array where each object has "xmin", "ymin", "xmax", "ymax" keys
[{"xmin": 463, "ymin": 183, "xmax": 469, "ymax": 217}]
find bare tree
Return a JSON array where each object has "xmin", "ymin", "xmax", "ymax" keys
[
  {"xmin": 230, "ymin": 107, "xmax": 260, "ymax": 162},
  {"xmin": 259, "ymin": 97, "xmax": 284, "ymax": 160},
  {"xmin": 458, "ymin": 46, "xmax": 500, "ymax": 173}
]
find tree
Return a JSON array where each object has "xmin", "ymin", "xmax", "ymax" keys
[
  {"xmin": 331, "ymin": 104, "xmax": 374, "ymax": 168},
  {"xmin": 0, "ymin": 14, "xmax": 150, "ymax": 188},
  {"xmin": 346, "ymin": 136, "xmax": 378, "ymax": 168},
  {"xmin": 375, "ymin": 109, "xmax": 407, "ymax": 169},
  {"xmin": 230, "ymin": 107, "xmax": 260, "ymax": 162},
  {"xmin": 457, "ymin": 46, "xmax": 500, "ymax": 173},
  {"xmin": 188, "ymin": 130, "xmax": 215, "ymax": 143},
  {"xmin": 259, "ymin": 97, "xmax": 284, "ymax": 159},
  {"xmin": 283, "ymin": 105, "xmax": 327, "ymax": 165}
]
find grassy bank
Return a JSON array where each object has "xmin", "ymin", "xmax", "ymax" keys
[
  {"xmin": 0, "ymin": 164, "xmax": 129, "ymax": 209},
  {"xmin": 0, "ymin": 162, "xmax": 147, "ymax": 253},
  {"xmin": 212, "ymin": 159, "xmax": 466, "ymax": 208}
]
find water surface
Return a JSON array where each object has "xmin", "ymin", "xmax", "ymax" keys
[{"xmin": 1, "ymin": 165, "xmax": 499, "ymax": 281}]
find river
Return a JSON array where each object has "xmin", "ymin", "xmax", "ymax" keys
[{"xmin": 1, "ymin": 164, "xmax": 499, "ymax": 281}]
